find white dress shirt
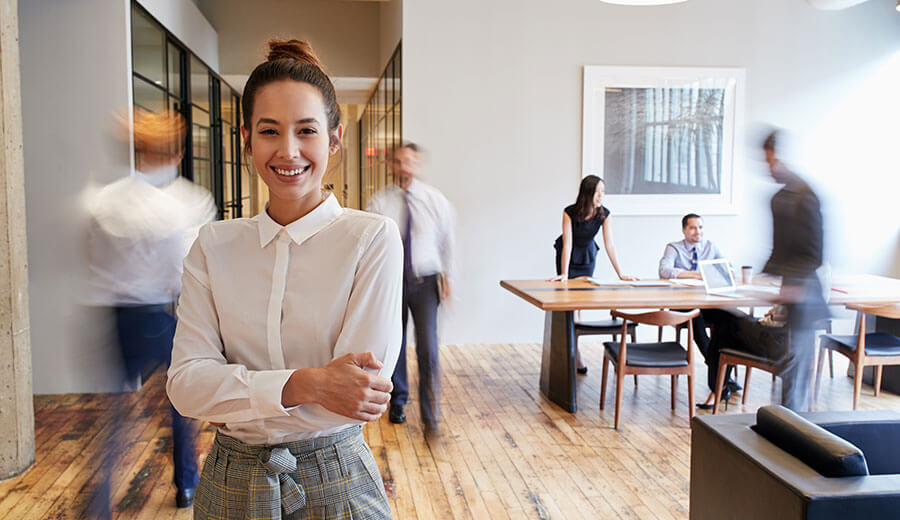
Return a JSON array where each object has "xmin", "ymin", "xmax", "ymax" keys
[
  {"xmin": 85, "ymin": 169, "xmax": 216, "ymax": 305},
  {"xmin": 366, "ymin": 178, "xmax": 455, "ymax": 281},
  {"xmin": 167, "ymin": 194, "xmax": 403, "ymax": 445}
]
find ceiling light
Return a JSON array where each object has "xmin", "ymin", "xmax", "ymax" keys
[{"xmin": 601, "ymin": 0, "xmax": 687, "ymax": 4}]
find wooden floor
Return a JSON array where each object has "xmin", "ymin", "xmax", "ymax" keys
[{"xmin": 2, "ymin": 341, "xmax": 899, "ymax": 519}]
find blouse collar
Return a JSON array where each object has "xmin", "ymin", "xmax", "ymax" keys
[{"xmin": 256, "ymin": 194, "xmax": 342, "ymax": 248}]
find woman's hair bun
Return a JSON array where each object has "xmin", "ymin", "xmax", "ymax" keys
[{"xmin": 266, "ymin": 39, "xmax": 322, "ymax": 68}]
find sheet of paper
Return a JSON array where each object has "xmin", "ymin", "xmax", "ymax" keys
[
  {"xmin": 586, "ymin": 277, "xmax": 630, "ymax": 286},
  {"xmin": 670, "ymin": 279, "xmax": 705, "ymax": 287},
  {"xmin": 628, "ymin": 280, "xmax": 672, "ymax": 287}
]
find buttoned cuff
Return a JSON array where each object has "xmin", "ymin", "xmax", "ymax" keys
[{"xmin": 249, "ymin": 370, "xmax": 299, "ymax": 418}]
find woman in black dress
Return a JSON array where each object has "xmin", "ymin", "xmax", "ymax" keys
[{"xmin": 550, "ymin": 175, "xmax": 636, "ymax": 373}]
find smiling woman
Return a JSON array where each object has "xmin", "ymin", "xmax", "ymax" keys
[{"xmin": 167, "ymin": 39, "xmax": 402, "ymax": 520}]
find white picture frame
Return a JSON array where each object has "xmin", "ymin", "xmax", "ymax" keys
[{"xmin": 582, "ymin": 66, "xmax": 746, "ymax": 215}]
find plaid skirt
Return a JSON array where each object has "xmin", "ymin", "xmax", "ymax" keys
[{"xmin": 194, "ymin": 426, "xmax": 391, "ymax": 520}]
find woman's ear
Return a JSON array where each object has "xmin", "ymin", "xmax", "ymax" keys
[
  {"xmin": 240, "ymin": 126, "xmax": 252, "ymax": 155},
  {"xmin": 329, "ymin": 124, "xmax": 343, "ymax": 155}
]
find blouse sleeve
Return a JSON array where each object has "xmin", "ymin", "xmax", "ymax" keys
[
  {"xmin": 166, "ymin": 227, "xmax": 298, "ymax": 423},
  {"xmin": 330, "ymin": 218, "xmax": 403, "ymax": 378}
]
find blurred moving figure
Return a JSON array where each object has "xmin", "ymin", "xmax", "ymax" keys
[
  {"xmin": 761, "ymin": 130, "xmax": 829, "ymax": 411},
  {"xmin": 367, "ymin": 143, "xmax": 455, "ymax": 435},
  {"xmin": 85, "ymin": 109, "xmax": 215, "ymax": 514}
]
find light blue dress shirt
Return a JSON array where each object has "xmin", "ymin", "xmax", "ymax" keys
[{"xmin": 658, "ymin": 239, "xmax": 725, "ymax": 279}]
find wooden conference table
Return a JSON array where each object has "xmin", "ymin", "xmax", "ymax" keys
[{"xmin": 500, "ymin": 275, "xmax": 900, "ymax": 413}]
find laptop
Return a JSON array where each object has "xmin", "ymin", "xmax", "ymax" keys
[{"xmin": 698, "ymin": 259, "xmax": 780, "ymax": 298}]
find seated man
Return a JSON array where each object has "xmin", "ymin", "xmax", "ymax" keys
[
  {"xmin": 658, "ymin": 214, "xmax": 741, "ymax": 398},
  {"xmin": 697, "ymin": 307, "xmax": 789, "ymax": 409}
]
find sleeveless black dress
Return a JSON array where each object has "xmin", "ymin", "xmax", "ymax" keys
[{"xmin": 554, "ymin": 204, "xmax": 609, "ymax": 278}]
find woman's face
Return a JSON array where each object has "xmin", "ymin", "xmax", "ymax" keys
[
  {"xmin": 241, "ymin": 80, "xmax": 340, "ymax": 206},
  {"xmin": 593, "ymin": 181, "xmax": 605, "ymax": 208}
]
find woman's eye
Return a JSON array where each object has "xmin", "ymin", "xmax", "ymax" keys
[
  {"xmin": 259, "ymin": 129, "xmax": 277, "ymax": 135},
  {"xmin": 299, "ymin": 128, "xmax": 318, "ymax": 135}
]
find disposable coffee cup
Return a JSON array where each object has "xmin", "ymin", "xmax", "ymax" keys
[{"xmin": 741, "ymin": 266, "xmax": 752, "ymax": 285}]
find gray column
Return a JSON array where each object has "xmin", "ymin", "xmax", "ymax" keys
[{"xmin": 0, "ymin": 0, "xmax": 35, "ymax": 480}]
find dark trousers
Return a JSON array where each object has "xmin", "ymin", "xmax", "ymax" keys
[
  {"xmin": 694, "ymin": 309, "xmax": 735, "ymax": 392},
  {"xmin": 114, "ymin": 305, "xmax": 199, "ymax": 491},
  {"xmin": 391, "ymin": 275, "xmax": 441, "ymax": 426},
  {"xmin": 704, "ymin": 309, "xmax": 788, "ymax": 394},
  {"xmin": 86, "ymin": 305, "xmax": 199, "ymax": 518}
]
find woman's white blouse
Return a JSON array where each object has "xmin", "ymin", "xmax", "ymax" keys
[{"xmin": 167, "ymin": 195, "xmax": 403, "ymax": 445}]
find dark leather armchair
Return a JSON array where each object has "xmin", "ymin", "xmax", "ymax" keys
[{"xmin": 690, "ymin": 406, "xmax": 900, "ymax": 519}]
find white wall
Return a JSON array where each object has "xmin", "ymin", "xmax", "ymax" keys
[
  {"xmin": 19, "ymin": 0, "xmax": 133, "ymax": 393},
  {"xmin": 19, "ymin": 0, "xmax": 221, "ymax": 393},
  {"xmin": 403, "ymin": 0, "xmax": 900, "ymax": 344},
  {"xmin": 138, "ymin": 0, "xmax": 219, "ymax": 72}
]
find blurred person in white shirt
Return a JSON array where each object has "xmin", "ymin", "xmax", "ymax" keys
[
  {"xmin": 85, "ymin": 109, "xmax": 214, "ymax": 513},
  {"xmin": 367, "ymin": 143, "xmax": 455, "ymax": 436}
]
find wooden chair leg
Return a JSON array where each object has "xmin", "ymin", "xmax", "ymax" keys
[
  {"xmin": 658, "ymin": 326, "xmax": 663, "ymax": 342},
  {"xmin": 600, "ymin": 355, "xmax": 609, "ymax": 409},
  {"xmin": 742, "ymin": 366, "xmax": 752, "ymax": 405},
  {"xmin": 815, "ymin": 345, "xmax": 827, "ymax": 400},
  {"xmin": 670, "ymin": 375, "xmax": 677, "ymax": 410},
  {"xmin": 852, "ymin": 362, "xmax": 863, "ymax": 410},
  {"xmin": 828, "ymin": 349, "xmax": 834, "ymax": 378},
  {"xmin": 687, "ymin": 373, "xmax": 695, "ymax": 420},
  {"xmin": 874, "ymin": 365, "xmax": 883, "ymax": 398},
  {"xmin": 614, "ymin": 367, "xmax": 625, "ymax": 429},
  {"xmin": 713, "ymin": 359, "xmax": 729, "ymax": 414}
]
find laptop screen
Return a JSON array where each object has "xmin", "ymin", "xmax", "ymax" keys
[{"xmin": 700, "ymin": 260, "xmax": 734, "ymax": 291}]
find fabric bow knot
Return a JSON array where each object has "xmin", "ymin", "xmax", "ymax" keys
[{"xmin": 260, "ymin": 447, "xmax": 305, "ymax": 514}]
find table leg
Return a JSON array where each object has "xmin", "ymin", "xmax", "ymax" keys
[{"xmin": 540, "ymin": 310, "xmax": 577, "ymax": 412}]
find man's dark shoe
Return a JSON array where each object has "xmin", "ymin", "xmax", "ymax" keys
[
  {"xmin": 389, "ymin": 404, "xmax": 406, "ymax": 424},
  {"xmin": 176, "ymin": 487, "xmax": 195, "ymax": 508}
]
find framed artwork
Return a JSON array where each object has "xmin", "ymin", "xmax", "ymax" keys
[{"xmin": 582, "ymin": 66, "xmax": 746, "ymax": 215}]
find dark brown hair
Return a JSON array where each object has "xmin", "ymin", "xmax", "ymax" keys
[
  {"xmin": 241, "ymin": 39, "xmax": 341, "ymax": 150},
  {"xmin": 682, "ymin": 213, "xmax": 701, "ymax": 229},
  {"xmin": 573, "ymin": 175, "xmax": 607, "ymax": 222}
]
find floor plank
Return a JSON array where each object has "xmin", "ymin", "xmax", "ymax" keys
[{"xmin": 2, "ymin": 341, "xmax": 899, "ymax": 519}]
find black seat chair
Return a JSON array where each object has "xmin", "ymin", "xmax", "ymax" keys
[
  {"xmin": 713, "ymin": 348, "xmax": 780, "ymax": 414},
  {"xmin": 600, "ymin": 309, "xmax": 698, "ymax": 429},
  {"xmin": 575, "ymin": 317, "xmax": 637, "ymax": 379},
  {"xmin": 816, "ymin": 304, "xmax": 900, "ymax": 409}
]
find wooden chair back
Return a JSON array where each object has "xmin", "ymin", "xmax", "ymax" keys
[{"xmin": 610, "ymin": 309, "xmax": 699, "ymax": 327}]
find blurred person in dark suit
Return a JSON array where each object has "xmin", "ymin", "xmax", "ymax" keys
[{"xmin": 761, "ymin": 129, "xmax": 829, "ymax": 411}]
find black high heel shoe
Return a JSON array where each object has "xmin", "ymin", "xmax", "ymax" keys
[
  {"xmin": 696, "ymin": 388, "xmax": 732, "ymax": 410},
  {"xmin": 576, "ymin": 366, "xmax": 588, "ymax": 375}
]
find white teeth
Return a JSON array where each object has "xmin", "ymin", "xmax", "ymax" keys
[{"xmin": 274, "ymin": 166, "xmax": 307, "ymax": 176}]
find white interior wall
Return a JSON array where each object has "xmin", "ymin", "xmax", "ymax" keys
[
  {"xmin": 20, "ymin": 0, "xmax": 221, "ymax": 393},
  {"xmin": 19, "ymin": 0, "xmax": 133, "ymax": 393},
  {"xmin": 403, "ymin": 0, "xmax": 900, "ymax": 344}
]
